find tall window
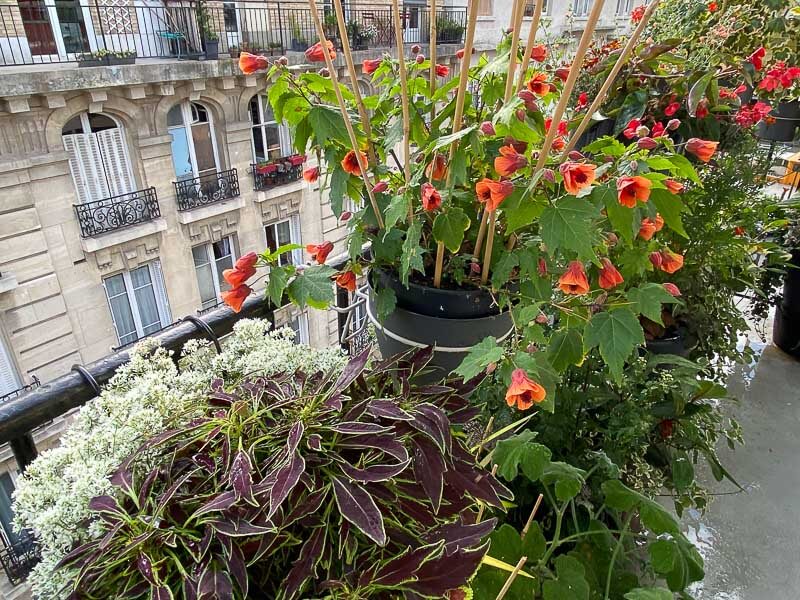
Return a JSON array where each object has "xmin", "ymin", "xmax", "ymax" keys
[
  {"xmin": 573, "ymin": 0, "xmax": 592, "ymax": 16},
  {"xmin": 193, "ymin": 236, "xmax": 236, "ymax": 310},
  {"xmin": 62, "ymin": 112, "xmax": 135, "ymax": 203},
  {"xmin": 265, "ymin": 217, "xmax": 302, "ymax": 266},
  {"xmin": 249, "ymin": 94, "xmax": 292, "ymax": 163},
  {"xmin": 0, "ymin": 336, "xmax": 20, "ymax": 399},
  {"xmin": 104, "ymin": 262, "xmax": 171, "ymax": 346},
  {"xmin": 290, "ymin": 313, "xmax": 309, "ymax": 345},
  {"xmin": 168, "ymin": 101, "xmax": 220, "ymax": 181},
  {"xmin": 524, "ymin": 0, "xmax": 549, "ymax": 16},
  {"xmin": 616, "ymin": 0, "xmax": 635, "ymax": 14},
  {"xmin": 223, "ymin": 1, "xmax": 238, "ymax": 32}
]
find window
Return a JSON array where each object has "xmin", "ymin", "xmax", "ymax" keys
[
  {"xmin": 104, "ymin": 262, "xmax": 171, "ymax": 346},
  {"xmin": 616, "ymin": 0, "xmax": 635, "ymax": 14},
  {"xmin": 477, "ymin": 0, "xmax": 493, "ymax": 16},
  {"xmin": 573, "ymin": 0, "xmax": 592, "ymax": 16},
  {"xmin": 168, "ymin": 101, "xmax": 220, "ymax": 181},
  {"xmin": 223, "ymin": 1, "xmax": 238, "ymax": 32},
  {"xmin": 62, "ymin": 112, "xmax": 135, "ymax": 203},
  {"xmin": 265, "ymin": 217, "xmax": 302, "ymax": 266},
  {"xmin": 0, "ymin": 472, "xmax": 20, "ymax": 547},
  {"xmin": 290, "ymin": 312, "xmax": 309, "ymax": 345},
  {"xmin": 524, "ymin": 0, "xmax": 548, "ymax": 16},
  {"xmin": 249, "ymin": 94, "xmax": 292, "ymax": 163},
  {"xmin": 0, "ymin": 336, "xmax": 20, "ymax": 399},
  {"xmin": 193, "ymin": 237, "xmax": 237, "ymax": 310}
]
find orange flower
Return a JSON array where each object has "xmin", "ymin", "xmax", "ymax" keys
[
  {"xmin": 306, "ymin": 241, "xmax": 334, "ymax": 264},
  {"xmin": 639, "ymin": 218, "xmax": 657, "ymax": 241},
  {"xmin": 222, "ymin": 284, "xmax": 251, "ymax": 313},
  {"xmin": 558, "ymin": 261, "xmax": 590, "ymax": 295},
  {"xmin": 616, "ymin": 176, "xmax": 652, "ymax": 207},
  {"xmin": 529, "ymin": 44, "xmax": 548, "ymax": 62},
  {"xmin": 653, "ymin": 214, "xmax": 665, "ymax": 232},
  {"xmin": 685, "ymin": 138, "xmax": 718, "ymax": 163},
  {"xmin": 598, "ymin": 258, "xmax": 624, "ymax": 290},
  {"xmin": 665, "ymin": 179, "xmax": 684, "ymax": 194},
  {"xmin": 341, "ymin": 150, "xmax": 367, "ymax": 176},
  {"xmin": 426, "ymin": 154, "xmax": 448, "ymax": 181},
  {"xmin": 559, "ymin": 162, "xmax": 596, "ymax": 195},
  {"xmin": 363, "ymin": 58, "xmax": 381, "ymax": 74},
  {"xmin": 223, "ymin": 251, "xmax": 258, "ymax": 288},
  {"xmin": 475, "ymin": 178, "xmax": 514, "ymax": 211},
  {"xmin": 526, "ymin": 72, "xmax": 550, "ymax": 96},
  {"xmin": 335, "ymin": 271, "xmax": 357, "ymax": 292},
  {"xmin": 305, "ymin": 40, "xmax": 336, "ymax": 62},
  {"xmin": 238, "ymin": 52, "xmax": 269, "ymax": 75},
  {"xmin": 494, "ymin": 145, "xmax": 527, "ymax": 177},
  {"xmin": 505, "ymin": 368, "xmax": 546, "ymax": 410},
  {"xmin": 551, "ymin": 136, "xmax": 565, "ymax": 152},
  {"xmin": 303, "ymin": 167, "xmax": 320, "ymax": 183},
  {"xmin": 435, "ymin": 64, "xmax": 450, "ymax": 77},
  {"xmin": 663, "ymin": 283, "xmax": 681, "ymax": 297},
  {"xmin": 660, "ymin": 248, "xmax": 684, "ymax": 274},
  {"xmin": 235, "ymin": 252, "xmax": 258, "ymax": 271},
  {"xmin": 421, "ymin": 183, "xmax": 442, "ymax": 211}
]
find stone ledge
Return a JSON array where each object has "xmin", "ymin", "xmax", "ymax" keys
[
  {"xmin": 0, "ymin": 272, "xmax": 19, "ymax": 294},
  {"xmin": 79, "ymin": 217, "xmax": 168, "ymax": 253},
  {"xmin": 177, "ymin": 197, "xmax": 246, "ymax": 225},
  {"xmin": 252, "ymin": 179, "xmax": 307, "ymax": 202}
]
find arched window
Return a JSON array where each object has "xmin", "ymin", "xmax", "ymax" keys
[
  {"xmin": 248, "ymin": 94, "xmax": 291, "ymax": 163},
  {"xmin": 62, "ymin": 112, "xmax": 135, "ymax": 203},
  {"xmin": 167, "ymin": 101, "xmax": 220, "ymax": 181}
]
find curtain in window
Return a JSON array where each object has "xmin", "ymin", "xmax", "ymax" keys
[
  {"xmin": 0, "ymin": 337, "xmax": 19, "ymax": 398},
  {"xmin": 63, "ymin": 133, "xmax": 111, "ymax": 203},
  {"xmin": 105, "ymin": 273, "xmax": 137, "ymax": 345},
  {"xmin": 130, "ymin": 266, "xmax": 161, "ymax": 335}
]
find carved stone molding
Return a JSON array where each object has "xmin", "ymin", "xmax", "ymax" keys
[
  {"xmin": 185, "ymin": 213, "xmax": 240, "ymax": 244},
  {"xmin": 257, "ymin": 190, "xmax": 302, "ymax": 223},
  {"xmin": 93, "ymin": 233, "xmax": 161, "ymax": 272}
]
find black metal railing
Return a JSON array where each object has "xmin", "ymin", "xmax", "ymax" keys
[
  {"xmin": 251, "ymin": 155, "xmax": 304, "ymax": 191},
  {"xmin": 0, "ymin": 1, "xmax": 466, "ymax": 67},
  {"xmin": 174, "ymin": 169, "xmax": 240, "ymax": 211},
  {"xmin": 0, "ymin": 531, "xmax": 41, "ymax": 586},
  {"xmin": 0, "ymin": 377, "xmax": 40, "ymax": 405},
  {"xmin": 73, "ymin": 188, "xmax": 160, "ymax": 238}
]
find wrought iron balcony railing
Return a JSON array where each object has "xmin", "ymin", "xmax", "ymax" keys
[
  {"xmin": 0, "ymin": 531, "xmax": 41, "ymax": 586},
  {"xmin": 251, "ymin": 155, "xmax": 305, "ymax": 191},
  {"xmin": 73, "ymin": 188, "xmax": 160, "ymax": 238},
  {"xmin": 0, "ymin": 377, "xmax": 40, "ymax": 405},
  {"xmin": 174, "ymin": 169, "xmax": 240, "ymax": 211}
]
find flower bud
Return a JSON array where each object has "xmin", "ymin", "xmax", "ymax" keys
[
  {"xmin": 606, "ymin": 232, "xmax": 619, "ymax": 246},
  {"xmin": 411, "ymin": 44, "xmax": 421, "ymax": 54},
  {"xmin": 372, "ymin": 181, "xmax": 388, "ymax": 194},
  {"xmin": 603, "ymin": 155, "xmax": 615, "ymax": 163},
  {"xmin": 318, "ymin": 67, "xmax": 330, "ymax": 77},
  {"xmin": 568, "ymin": 150, "xmax": 584, "ymax": 161},
  {"xmin": 649, "ymin": 251, "xmax": 663, "ymax": 268},
  {"xmin": 629, "ymin": 160, "xmax": 638, "ymax": 171},
  {"xmin": 663, "ymin": 283, "xmax": 681, "ymax": 297},
  {"xmin": 555, "ymin": 67, "xmax": 570, "ymax": 81},
  {"xmin": 516, "ymin": 108, "xmax": 527, "ymax": 122},
  {"xmin": 480, "ymin": 121, "xmax": 496, "ymax": 136},
  {"xmin": 635, "ymin": 125, "xmax": 650, "ymax": 138},
  {"xmin": 667, "ymin": 118, "xmax": 681, "ymax": 131},
  {"xmin": 278, "ymin": 56, "xmax": 288, "ymax": 66},
  {"xmin": 340, "ymin": 211, "xmax": 353, "ymax": 222},
  {"xmin": 415, "ymin": 53, "xmax": 425, "ymax": 64},
  {"xmin": 526, "ymin": 343, "xmax": 539, "ymax": 353},
  {"xmin": 535, "ymin": 313, "xmax": 548, "ymax": 325},
  {"xmin": 470, "ymin": 262, "xmax": 481, "ymax": 274},
  {"xmin": 486, "ymin": 362, "xmax": 497, "ymax": 374},
  {"xmin": 517, "ymin": 89, "xmax": 539, "ymax": 113},
  {"xmin": 542, "ymin": 168, "xmax": 555, "ymax": 184},
  {"xmin": 637, "ymin": 137, "xmax": 658, "ymax": 150}
]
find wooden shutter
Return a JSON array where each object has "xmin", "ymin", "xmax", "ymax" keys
[
  {"xmin": 63, "ymin": 133, "xmax": 111, "ymax": 203},
  {"xmin": 0, "ymin": 337, "xmax": 20, "ymax": 397},
  {"xmin": 96, "ymin": 128, "xmax": 135, "ymax": 197}
]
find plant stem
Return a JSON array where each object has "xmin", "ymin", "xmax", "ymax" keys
[{"xmin": 604, "ymin": 513, "xmax": 634, "ymax": 600}]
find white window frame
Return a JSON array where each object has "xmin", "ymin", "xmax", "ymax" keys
[
  {"xmin": 616, "ymin": 0, "xmax": 635, "ymax": 14},
  {"xmin": 168, "ymin": 101, "xmax": 221, "ymax": 180},
  {"xmin": 0, "ymin": 334, "xmax": 20, "ymax": 399},
  {"xmin": 290, "ymin": 312, "xmax": 310, "ymax": 345},
  {"xmin": 264, "ymin": 215, "xmax": 302, "ymax": 266},
  {"xmin": 193, "ymin": 236, "xmax": 237, "ymax": 310},
  {"xmin": 249, "ymin": 93, "xmax": 293, "ymax": 163},
  {"xmin": 103, "ymin": 262, "xmax": 172, "ymax": 346},
  {"xmin": 525, "ymin": 0, "xmax": 549, "ymax": 16},
  {"xmin": 573, "ymin": 0, "xmax": 592, "ymax": 16}
]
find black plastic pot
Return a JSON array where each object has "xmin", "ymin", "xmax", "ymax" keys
[
  {"xmin": 574, "ymin": 118, "xmax": 615, "ymax": 151},
  {"xmin": 645, "ymin": 326, "xmax": 696, "ymax": 358},
  {"xmin": 368, "ymin": 269, "xmax": 513, "ymax": 382},
  {"xmin": 757, "ymin": 100, "xmax": 800, "ymax": 142},
  {"xmin": 203, "ymin": 39, "xmax": 219, "ymax": 60},
  {"xmin": 773, "ymin": 248, "xmax": 800, "ymax": 358}
]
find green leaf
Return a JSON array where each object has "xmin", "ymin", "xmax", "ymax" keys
[
  {"xmin": 384, "ymin": 194, "xmax": 411, "ymax": 229},
  {"xmin": 614, "ymin": 90, "xmax": 648, "ymax": 135},
  {"xmin": 503, "ymin": 190, "xmax": 546, "ymax": 233},
  {"xmin": 308, "ymin": 105, "xmax": 350, "ymax": 146},
  {"xmin": 646, "ymin": 157, "xmax": 677, "ymax": 172},
  {"xmin": 383, "ymin": 118, "xmax": 403, "ymax": 154},
  {"xmin": 329, "ymin": 167, "xmax": 350, "ymax": 218},
  {"xmin": 433, "ymin": 208, "xmax": 471, "ymax": 253},
  {"xmin": 624, "ymin": 587, "xmax": 675, "ymax": 600},
  {"xmin": 688, "ymin": 72, "xmax": 714, "ymax": 116},
  {"xmin": 493, "ymin": 430, "xmax": 553, "ymax": 481},
  {"xmin": 540, "ymin": 197, "xmax": 599, "ymax": 260},
  {"xmin": 454, "ymin": 336, "xmax": 505, "ymax": 381},
  {"xmin": 584, "ymin": 309, "xmax": 644, "ymax": 382},
  {"xmin": 667, "ymin": 153, "xmax": 701, "ymax": 183},
  {"xmin": 267, "ymin": 77, "xmax": 291, "ymax": 122},
  {"xmin": 583, "ymin": 136, "xmax": 626, "ymax": 157},
  {"xmin": 542, "ymin": 556, "xmax": 590, "ymax": 600},
  {"xmin": 593, "ymin": 185, "xmax": 636, "ymax": 244},
  {"xmin": 541, "ymin": 462, "xmax": 586, "ymax": 502},
  {"xmin": 267, "ymin": 265, "xmax": 290, "ymax": 307},
  {"xmin": 626, "ymin": 283, "xmax": 680, "ymax": 325},
  {"xmin": 428, "ymin": 124, "xmax": 478, "ymax": 152},
  {"xmin": 651, "ymin": 188, "xmax": 688, "ymax": 238},
  {"xmin": 293, "ymin": 117, "xmax": 312, "ymax": 154},
  {"xmin": 602, "ymin": 479, "xmax": 641, "ymax": 512},
  {"xmin": 547, "ymin": 329, "xmax": 584, "ymax": 372},
  {"xmin": 400, "ymin": 221, "xmax": 425, "ymax": 286},
  {"xmin": 287, "ymin": 265, "xmax": 335, "ymax": 309},
  {"xmin": 672, "ymin": 455, "xmax": 694, "ymax": 492},
  {"xmin": 491, "ymin": 252, "xmax": 519, "ymax": 291},
  {"xmin": 375, "ymin": 287, "xmax": 396, "ymax": 322},
  {"xmin": 648, "ymin": 540, "xmax": 677, "ymax": 574}
]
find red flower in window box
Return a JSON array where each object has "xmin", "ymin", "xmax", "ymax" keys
[
  {"xmin": 256, "ymin": 163, "xmax": 278, "ymax": 175},
  {"xmin": 288, "ymin": 154, "xmax": 306, "ymax": 167}
]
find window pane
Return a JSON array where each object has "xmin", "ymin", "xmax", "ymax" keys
[
  {"xmin": 265, "ymin": 224, "xmax": 277, "ymax": 253},
  {"xmin": 249, "ymin": 96, "xmax": 261, "ymax": 125},
  {"xmin": 169, "ymin": 125, "xmax": 193, "ymax": 180},
  {"xmin": 104, "ymin": 273, "xmax": 126, "ymax": 296},
  {"xmin": 263, "ymin": 124, "xmax": 282, "ymax": 160},
  {"xmin": 167, "ymin": 105, "xmax": 183, "ymax": 128},
  {"xmin": 88, "ymin": 113, "xmax": 117, "ymax": 133},
  {"xmin": 252, "ymin": 127, "xmax": 266, "ymax": 162},
  {"xmin": 212, "ymin": 238, "xmax": 232, "ymax": 260},
  {"xmin": 130, "ymin": 265, "xmax": 153, "ymax": 289},
  {"xmin": 132, "ymin": 273, "xmax": 161, "ymax": 334},
  {"xmin": 195, "ymin": 262, "xmax": 217, "ymax": 307},
  {"xmin": 107, "ymin": 286, "xmax": 137, "ymax": 342},
  {"xmin": 192, "ymin": 122, "xmax": 216, "ymax": 175},
  {"xmin": 261, "ymin": 97, "xmax": 275, "ymax": 122},
  {"xmin": 223, "ymin": 1, "xmax": 237, "ymax": 31},
  {"xmin": 192, "ymin": 245, "xmax": 209, "ymax": 267},
  {"xmin": 215, "ymin": 254, "xmax": 234, "ymax": 292}
]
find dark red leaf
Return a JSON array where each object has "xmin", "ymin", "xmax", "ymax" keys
[
  {"xmin": 206, "ymin": 517, "xmax": 274, "ymax": 537},
  {"xmin": 339, "ymin": 459, "xmax": 411, "ymax": 483},
  {"xmin": 55, "ymin": 540, "xmax": 100, "ymax": 570},
  {"xmin": 151, "ymin": 586, "xmax": 173, "ymax": 600},
  {"xmin": 339, "ymin": 435, "xmax": 409, "ymax": 463},
  {"xmin": 408, "ymin": 412, "xmax": 447, "ymax": 453},
  {"xmin": 283, "ymin": 486, "xmax": 329, "ymax": 526},
  {"xmin": 330, "ymin": 346, "xmax": 370, "ymax": 395},
  {"xmin": 371, "ymin": 543, "xmax": 443, "ymax": 586},
  {"xmin": 287, "ymin": 421, "xmax": 305, "ymax": 454},
  {"xmin": 411, "ymin": 436, "xmax": 446, "ymax": 513},
  {"xmin": 197, "ymin": 567, "xmax": 233, "ymax": 600},
  {"xmin": 192, "ymin": 491, "xmax": 237, "ymax": 519},
  {"xmin": 229, "ymin": 450, "xmax": 256, "ymax": 505},
  {"xmin": 268, "ymin": 451, "xmax": 305, "ymax": 520},
  {"xmin": 331, "ymin": 476, "xmax": 387, "ymax": 546},
  {"xmin": 414, "ymin": 403, "xmax": 452, "ymax": 452},
  {"xmin": 307, "ymin": 434, "xmax": 322, "ymax": 451},
  {"xmin": 227, "ymin": 543, "xmax": 248, "ymax": 597},
  {"xmin": 281, "ymin": 527, "xmax": 327, "ymax": 600},
  {"xmin": 366, "ymin": 399, "xmax": 414, "ymax": 421},
  {"xmin": 138, "ymin": 468, "xmax": 161, "ymax": 508},
  {"xmin": 330, "ymin": 422, "xmax": 393, "ymax": 435},
  {"xmin": 423, "ymin": 518, "xmax": 497, "ymax": 556},
  {"xmin": 405, "ymin": 542, "xmax": 490, "ymax": 596},
  {"xmin": 110, "ymin": 468, "xmax": 134, "ymax": 496},
  {"xmin": 136, "ymin": 553, "xmax": 157, "ymax": 586}
]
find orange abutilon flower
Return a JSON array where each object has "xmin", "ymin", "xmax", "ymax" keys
[
  {"xmin": 665, "ymin": 179, "xmax": 684, "ymax": 194},
  {"xmin": 639, "ymin": 218, "xmax": 657, "ymax": 241},
  {"xmin": 494, "ymin": 145, "xmax": 527, "ymax": 177},
  {"xmin": 617, "ymin": 176, "xmax": 652, "ymax": 207},
  {"xmin": 475, "ymin": 178, "xmax": 514, "ymax": 211},
  {"xmin": 559, "ymin": 162, "xmax": 596, "ymax": 195},
  {"xmin": 660, "ymin": 248, "xmax": 684, "ymax": 274},
  {"xmin": 426, "ymin": 154, "xmax": 448, "ymax": 181},
  {"xmin": 222, "ymin": 284, "xmax": 252, "ymax": 313},
  {"xmin": 435, "ymin": 64, "xmax": 450, "ymax": 77},
  {"xmin": 529, "ymin": 44, "xmax": 548, "ymax": 62},
  {"xmin": 335, "ymin": 271, "xmax": 357, "ymax": 292},
  {"xmin": 305, "ymin": 40, "xmax": 336, "ymax": 62},
  {"xmin": 598, "ymin": 258, "xmax": 624, "ymax": 290},
  {"xmin": 303, "ymin": 167, "xmax": 320, "ymax": 183},
  {"xmin": 663, "ymin": 283, "xmax": 681, "ymax": 297},
  {"xmin": 341, "ymin": 150, "xmax": 367, "ymax": 176},
  {"xmin": 558, "ymin": 261, "xmax": 590, "ymax": 295},
  {"xmin": 236, "ymin": 252, "xmax": 258, "ymax": 271},
  {"xmin": 238, "ymin": 52, "xmax": 269, "ymax": 74},
  {"xmin": 306, "ymin": 241, "xmax": 334, "ymax": 264},
  {"xmin": 685, "ymin": 138, "xmax": 718, "ymax": 163},
  {"xmin": 505, "ymin": 368, "xmax": 547, "ymax": 410},
  {"xmin": 362, "ymin": 58, "xmax": 381, "ymax": 74},
  {"xmin": 421, "ymin": 183, "xmax": 442, "ymax": 211},
  {"xmin": 223, "ymin": 252, "xmax": 258, "ymax": 288},
  {"xmin": 526, "ymin": 72, "xmax": 550, "ymax": 96}
]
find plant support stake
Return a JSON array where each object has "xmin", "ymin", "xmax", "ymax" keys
[
  {"xmin": 494, "ymin": 555, "xmax": 529, "ymax": 600},
  {"xmin": 515, "ymin": 0, "xmax": 545, "ymax": 94},
  {"xmin": 391, "ymin": 0, "xmax": 414, "ymax": 224}
]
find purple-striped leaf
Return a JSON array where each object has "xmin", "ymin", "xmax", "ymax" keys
[
  {"xmin": 307, "ymin": 434, "xmax": 322, "ymax": 451},
  {"xmin": 339, "ymin": 434, "xmax": 409, "ymax": 463},
  {"xmin": 136, "ymin": 553, "xmax": 157, "ymax": 586},
  {"xmin": 370, "ymin": 543, "xmax": 443, "ymax": 586},
  {"xmin": 268, "ymin": 451, "xmax": 305, "ymax": 520},
  {"xmin": 342, "ymin": 398, "xmax": 371, "ymax": 422},
  {"xmin": 283, "ymin": 487, "xmax": 329, "ymax": 526},
  {"xmin": 323, "ymin": 394, "xmax": 343, "ymax": 412},
  {"xmin": 444, "ymin": 464, "xmax": 508, "ymax": 508},
  {"xmin": 339, "ymin": 459, "xmax": 411, "ymax": 483},
  {"xmin": 245, "ymin": 533, "xmax": 284, "ymax": 565},
  {"xmin": 414, "ymin": 403, "xmax": 452, "ymax": 452},
  {"xmin": 330, "ymin": 422, "xmax": 392, "ymax": 435},
  {"xmin": 207, "ymin": 517, "xmax": 274, "ymax": 537},
  {"xmin": 192, "ymin": 453, "xmax": 215, "ymax": 471},
  {"xmin": 183, "ymin": 577, "xmax": 198, "ymax": 600},
  {"xmin": 330, "ymin": 346, "xmax": 370, "ymax": 395},
  {"xmin": 138, "ymin": 467, "xmax": 161, "ymax": 508},
  {"xmin": 192, "ymin": 491, "xmax": 237, "ymax": 519},
  {"xmin": 405, "ymin": 541, "xmax": 490, "ymax": 596},
  {"xmin": 110, "ymin": 467, "xmax": 134, "ymax": 496},
  {"xmin": 229, "ymin": 450, "xmax": 256, "ymax": 505},
  {"xmin": 197, "ymin": 567, "xmax": 233, "ymax": 600},
  {"xmin": 281, "ymin": 527, "xmax": 327, "ymax": 600},
  {"xmin": 397, "ymin": 496, "xmax": 438, "ymax": 528},
  {"xmin": 366, "ymin": 399, "xmax": 414, "ymax": 421},
  {"xmin": 151, "ymin": 586, "xmax": 174, "ymax": 600},
  {"xmin": 411, "ymin": 436, "xmax": 446, "ymax": 513},
  {"xmin": 226, "ymin": 542, "xmax": 248, "ymax": 597},
  {"xmin": 331, "ymin": 476, "xmax": 387, "ymax": 546},
  {"xmin": 121, "ymin": 581, "xmax": 150, "ymax": 598},
  {"xmin": 88, "ymin": 495, "xmax": 124, "ymax": 516},
  {"xmin": 423, "ymin": 518, "xmax": 497, "ymax": 556},
  {"xmin": 409, "ymin": 346, "xmax": 435, "ymax": 374},
  {"xmin": 448, "ymin": 406, "xmax": 482, "ymax": 424},
  {"xmin": 287, "ymin": 421, "xmax": 305, "ymax": 454},
  {"xmin": 156, "ymin": 472, "xmax": 193, "ymax": 513},
  {"xmin": 416, "ymin": 384, "xmax": 455, "ymax": 395}
]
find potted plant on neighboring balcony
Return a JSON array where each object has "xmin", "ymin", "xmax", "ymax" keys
[
  {"xmin": 196, "ymin": 0, "xmax": 220, "ymax": 59},
  {"xmin": 229, "ymin": 44, "xmax": 240, "ymax": 58},
  {"xmin": 435, "ymin": 15, "xmax": 464, "ymax": 44},
  {"xmin": 290, "ymin": 15, "xmax": 309, "ymax": 52},
  {"xmin": 346, "ymin": 19, "xmax": 376, "ymax": 51}
]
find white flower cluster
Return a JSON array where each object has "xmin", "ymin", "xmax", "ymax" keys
[{"xmin": 12, "ymin": 320, "xmax": 346, "ymax": 600}]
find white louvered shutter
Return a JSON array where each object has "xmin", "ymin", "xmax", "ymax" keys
[
  {"xmin": 0, "ymin": 338, "xmax": 20, "ymax": 397},
  {"xmin": 63, "ymin": 133, "xmax": 111, "ymax": 203},
  {"xmin": 150, "ymin": 261, "xmax": 173, "ymax": 327},
  {"xmin": 96, "ymin": 128, "xmax": 135, "ymax": 197}
]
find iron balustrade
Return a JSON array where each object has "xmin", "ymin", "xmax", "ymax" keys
[
  {"xmin": 251, "ymin": 156, "xmax": 304, "ymax": 191},
  {"xmin": 174, "ymin": 168, "xmax": 240, "ymax": 211},
  {"xmin": 0, "ymin": 2, "xmax": 466, "ymax": 67},
  {"xmin": 0, "ymin": 377, "xmax": 39, "ymax": 405},
  {"xmin": 73, "ymin": 188, "xmax": 160, "ymax": 238},
  {"xmin": 0, "ymin": 531, "xmax": 41, "ymax": 586}
]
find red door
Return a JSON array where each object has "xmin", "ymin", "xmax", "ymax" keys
[{"xmin": 18, "ymin": 0, "xmax": 58, "ymax": 55}]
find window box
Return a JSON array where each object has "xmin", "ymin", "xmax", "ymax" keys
[
  {"xmin": 175, "ymin": 169, "xmax": 240, "ymax": 211},
  {"xmin": 251, "ymin": 157, "xmax": 304, "ymax": 191}
]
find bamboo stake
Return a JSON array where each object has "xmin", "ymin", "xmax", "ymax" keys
[
  {"xmin": 475, "ymin": 415, "xmax": 495, "ymax": 458},
  {"xmin": 494, "ymin": 556, "xmax": 528, "ymax": 600},
  {"xmin": 520, "ymin": 494, "xmax": 544, "ymax": 538},
  {"xmin": 391, "ymin": 0, "xmax": 412, "ymax": 189},
  {"xmin": 307, "ymin": 0, "xmax": 384, "ymax": 229},
  {"xmin": 533, "ymin": 0, "xmax": 607, "ymax": 172},
  {"xmin": 429, "ymin": 0, "xmax": 437, "ymax": 121},
  {"xmin": 560, "ymin": 0, "xmax": 661, "ymax": 159},
  {"xmin": 432, "ymin": 0, "xmax": 480, "ymax": 288},
  {"xmin": 473, "ymin": 210, "xmax": 489, "ymax": 258},
  {"xmin": 515, "ymin": 0, "xmax": 545, "ymax": 93},
  {"xmin": 332, "ymin": 0, "xmax": 377, "ymax": 166}
]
